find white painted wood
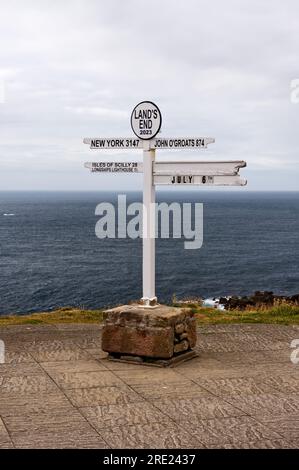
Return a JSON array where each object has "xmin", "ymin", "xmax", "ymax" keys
[
  {"xmin": 154, "ymin": 161, "xmax": 246, "ymax": 176},
  {"xmin": 154, "ymin": 175, "xmax": 247, "ymax": 186},
  {"xmin": 151, "ymin": 137, "xmax": 215, "ymax": 149},
  {"xmin": 141, "ymin": 146, "xmax": 157, "ymax": 305},
  {"xmin": 83, "ymin": 137, "xmax": 215, "ymax": 150},
  {"xmin": 84, "ymin": 161, "xmax": 143, "ymax": 173}
]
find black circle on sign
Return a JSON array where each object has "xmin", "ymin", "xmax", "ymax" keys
[{"xmin": 130, "ymin": 101, "xmax": 162, "ymax": 140}]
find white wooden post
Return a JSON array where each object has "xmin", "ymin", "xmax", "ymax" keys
[{"xmin": 141, "ymin": 142, "xmax": 157, "ymax": 305}]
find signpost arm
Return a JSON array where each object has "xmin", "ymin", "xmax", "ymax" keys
[{"xmin": 142, "ymin": 142, "xmax": 157, "ymax": 306}]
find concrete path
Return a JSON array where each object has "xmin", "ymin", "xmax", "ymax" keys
[{"xmin": 0, "ymin": 322, "xmax": 299, "ymax": 448}]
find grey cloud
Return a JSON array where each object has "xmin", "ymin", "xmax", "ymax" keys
[{"xmin": 0, "ymin": 0, "xmax": 298, "ymax": 190}]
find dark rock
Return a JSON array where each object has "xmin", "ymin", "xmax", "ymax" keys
[
  {"xmin": 291, "ymin": 294, "xmax": 299, "ymax": 305},
  {"xmin": 225, "ymin": 296, "xmax": 253, "ymax": 310},
  {"xmin": 223, "ymin": 291, "xmax": 277, "ymax": 310},
  {"xmin": 251, "ymin": 291, "xmax": 274, "ymax": 306},
  {"xmin": 179, "ymin": 332, "xmax": 188, "ymax": 341},
  {"xmin": 175, "ymin": 323, "xmax": 185, "ymax": 335},
  {"xmin": 174, "ymin": 340, "xmax": 189, "ymax": 354}
]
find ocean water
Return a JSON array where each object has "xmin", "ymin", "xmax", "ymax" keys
[{"xmin": 0, "ymin": 191, "xmax": 298, "ymax": 315}]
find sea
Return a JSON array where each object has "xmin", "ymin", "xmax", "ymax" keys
[{"xmin": 0, "ymin": 191, "xmax": 298, "ymax": 315}]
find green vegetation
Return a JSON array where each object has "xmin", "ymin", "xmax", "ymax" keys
[
  {"xmin": 0, "ymin": 303, "xmax": 299, "ymax": 326},
  {"xmin": 0, "ymin": 307, "xmax": 104, "ymax": 326},
  {"xmin": 186, "ymin": 303, "xmax": 299, "ymax": 325}
]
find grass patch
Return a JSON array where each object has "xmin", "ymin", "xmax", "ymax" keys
[
  {"xmin": 191, "ymin": 304, "xmax": 299, "ymax": 325},
  {"xmin": 1, "ymin": 303, "xmax": 299, "ymax": 326},
  {"xmin": 0, "ymin": 307, "xmax": 104, "ymax": 326}
]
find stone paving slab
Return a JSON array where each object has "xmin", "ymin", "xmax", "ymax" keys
[
  {"xmin": 40, "ymin": 359, "xmax": 108, "ymax": 374},
  {"xmin": 0, "ymin": 391, "xmax": 73, "ymax": 418},
  {"xmin": 80, "ymin": 402, "xmax": 170, "ymax": 430},
  {"xmin": 262, "ymin": 375, "xmax": 299, "ymax": 393},
  {"xmin": 11, "ymin": 425, "xmax": 108, "ymax": 449},
  {"xmin": 73, "ymin": 337, "xmax": 102, "ymax": 349},
  {"xmin": 0, "ymin": 322, "xmax": 299, "ymax": 448},
  {"xmin": 112, "ymin": 368, "xmax": 184, "ymax": 385},
  {"xmin": 84, "ymin": 348, "xmax": 109, "ymax": 360},
  {"xmin": 193, "ymin": 377, "xmax": 277, "ymax": 397},
  {"xmin": 257, "ymin": 413, "xmax": 299, "ymax": 441},
  {"xmin": 224, "ymin": 392, "xmax": 299, "ymax": 417},
  {"xmin": 264, "ymin": 349, "xmax": 297, "ymax": 363},
  {"xmin": 0, "ymin": 417, "xmax": 14, "ymax": 449},
  {"xmin": 0, "ymin": 374, "xmax": 59, "ymax": 394},
  {"xmin": 48, "ymin": 370, "xmax": 124, "ymax": 389},
  {"xmin": 98, "ymin": 422, "xmax": 204, "ymax": 449},
  {"xmin": 3, "ymin": 407, "xmax": 86, "ymax": 434},
  {"xmin": 208, "ymin": 350, "xmax": 291, "ymax": 365},
  {"xmin": 25, "ymin": 340, "xmax": 91, "ymax": 362},
  {"xmin": 0, "ymin": 363, "xmax": 42, "ymax": 377},
  {"xmin": 209, "ymin": 439, "xmax": 297, "ymax": 449},
  {"xmin": 153, "ymin": 396, "xmax": 245, "ymax": 422},
  {"xmin": 131, "ymin": 381, "xmax": 213, "ymax": 401},
  {"xmin": 187, "ymin": 416, "xmax": 283, "ymax": 446},
  {"xmin": 64, "ymin": 385, "xmax": 144, "ymax": 407},
  {"xmin": 3, "ymin": 351, "xmax": 36, "ymax": 364}
]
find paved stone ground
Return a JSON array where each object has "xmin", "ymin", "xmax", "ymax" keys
[{"xmin": 0, "ymin": 322, "xmax": 299, "ymax": 448}]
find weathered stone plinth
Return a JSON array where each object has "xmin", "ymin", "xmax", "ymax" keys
[{"xmin": 102, "ymin": 304, "xmax": 197, "ymax": 367}]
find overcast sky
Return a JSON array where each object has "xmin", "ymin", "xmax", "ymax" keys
[{"xmin": 0, "ymin": 0, "xmax": 298, "ymax": 191}]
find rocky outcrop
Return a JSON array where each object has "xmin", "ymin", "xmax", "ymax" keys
[{"xmin": 219, "ymin": 291, "xmax": 299, "ymax": 310}]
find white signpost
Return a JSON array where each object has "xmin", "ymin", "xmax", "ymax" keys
[
  {"xmin": 153, "ymin": 174, "xmax": 247, "ymax": 186},
  {"xmin": 153, "ymin": 160, "xmax": 246, "ymax": 176},
  {"xmin": 83, "ymin": 137, "xmax": 215, "ymax": 150},
  {"xmin": 84, "ymin": 102, "xmax": 247, "ymax": 306}
]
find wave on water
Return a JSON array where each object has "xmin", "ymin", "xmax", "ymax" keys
[{"xmin": 0, "ymin": 191, "xmax": 299, "ymax": 315}]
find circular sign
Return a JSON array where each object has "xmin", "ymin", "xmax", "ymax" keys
[{"xmin": 131, "ymin": 101, "xmax": 162, "ymax": 140}]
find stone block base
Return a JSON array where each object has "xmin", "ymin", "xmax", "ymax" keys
[{"xmin": 102, "ymin": 304, "xmax": 197, "ymax": 366}]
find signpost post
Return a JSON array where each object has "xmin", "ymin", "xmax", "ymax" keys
[
  {"xmin": 142, "ymin": 141, "xmax": 156, "ymax": 304},
  {"xmin": 84, "ymin": 101, "xmax": 247, "ymax": 306},
  {"xmin": 130, "ymin": 102, "xmax": 162, "ymax": 305}
]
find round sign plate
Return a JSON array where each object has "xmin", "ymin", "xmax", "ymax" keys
[{"xmin": 131, "ymin": 101, "xmax": 162, "ymax": 140}]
